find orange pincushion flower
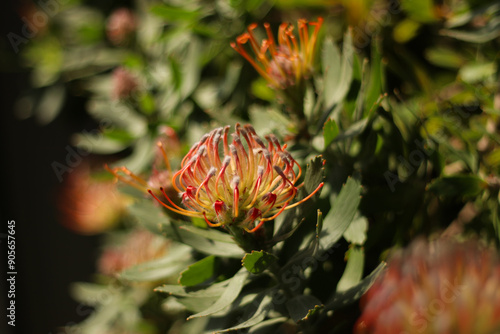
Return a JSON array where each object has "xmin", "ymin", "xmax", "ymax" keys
[
  {"xmin": 108, "ymin": 124, "xmax": 323, "ymax": 233},
  {"xmin": 149, "ymin": 124, "xmax": 323, "ymax": 232},
  {"xmin": 355, "ymin": 238, "xmax": 500, "ymax": 334},
  {"xmin": 98, "ymin": 229, "xmax": 169, "ymax": 276},
  {"xmin": 231, "ymin": 18, "xmax": 323, "ymax": 90},
  {"xmin": 59, "ymin": 165, "xmax": 126, "ymax": 235}
]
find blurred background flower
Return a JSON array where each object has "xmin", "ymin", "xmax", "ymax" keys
[
  {"xmin": 98, "ymin": 228, "xmax": 169, "ymax": 276},
  {"xmin": 106, "ymin": 7, "xmax": 137, "ymax": 46},
  {"xmin": 58, "ymin": 163, "xmax": 128, "ymax": 235},
  {"xmin": 355, "ymin": 238, "xmax": 500, "ymax": 334}
]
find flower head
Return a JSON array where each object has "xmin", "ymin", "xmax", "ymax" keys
[
  {"xmin": 106, "ymin": 7, "xmax": 137, "ymax": 46},
  {"xmin": 111, "ymin": 67, "xmax": 139, "ymax": 100},
  {"xmin": 147, "ymin": 124, "xmax": 323, "ymax": 233},
  {"xmin": 231, "ymin": 18, "xmax": 323, "ymax": 90},
  {"xmin": 355, "ymin": 238, "xmax": 500, "ymax": 334},
  {"xmin": 98, "ymin": 228, "xmax": 169, "ymax": 276},
  {"xmin": 58, "ymin": 164, "xmax": 127, "ymax": 235}
]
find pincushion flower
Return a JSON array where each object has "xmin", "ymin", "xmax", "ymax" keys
[
  {"xmin": 231, "ymin": 18, "xmax": 323, "ymax": 90},
  {"xmin": 59, "ymin": 164, "xmax": 127, "ymax": 235},
  {"xmin": 112, "ymin": 67, "xmax": 138, "ymax": 100},
  {"xmin": 354, "ymin": 238, "xmax": 500, "ymax": 334},
  {"xmin": 148, "ymin": 124, "xmax": 323, "ymax": 233},
  {"xmin": 109, "ymin": 124, "xmax": 323, "ymax": 233},
  {"xmin": 106, "ymin": 7, "xmax": 137, "ymax": 46},
  {"xmin": 98, "ymin": 229, "xmax": 169, "ymax": 276}
]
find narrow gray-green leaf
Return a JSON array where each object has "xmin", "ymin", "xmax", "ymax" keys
[
  {"xmin": 155, "ymin": 280, "xmax": 230, "ymax": 298},
  {"xmin": 302, "ymin": 156, "xmax": 325, "ymax": 195},
  {"xmin": 213, "ymin": 294, "xmax": 274, "ymax": 333},
  {"xmin": 319, "ymin": 177, "xmax": 362, "ymax": 252},
  {"xmin": 325, "ymin": 262, "xmax": 386, "ymax": 310},
  {"xmin": 179, "ymin": 225, "xmax": 235, "ymax": 244},
  {"xmin": 323, "ymin": 31, "xmax": 354, "ymax": 111},
  {"xmin": 343, "ymin": 215, "xmax": 368, "ymax": 245},
  {"xmin": 179, "ymin": 255, "xmax": 216, "ymax": 287},
  {"xmin": 336, "ymin": 247, "xmax": 365, "ymax": 292},
  {"xmin": 242, "ymin": 251, "xmax": 278, "ymax": 274},
  {"xmin": 119, "ymin": 244, "xmax": 192, "ymax": 282},
  {"xmin": 248, "ymin": 317, "xmax": 288, "ymax": 334},
  {"xmin": 187, "ymin": 268, "xmax": 249, "ymax": 319},
  {"xmin": 323, "ymin": 118, "xmax": 339, "ymax": 148},
  {"xmin": 178, "ymin": 227, "xmax": 244, "ymax": 258}
]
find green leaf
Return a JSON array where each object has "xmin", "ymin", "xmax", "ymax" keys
[
  {"xmin": 401, "ymin": 0, "xmax": 437, "ymax": 23},
  {"xmin": 213, "ymin": 293, "xmax": 274, "ymax": 333},
  {"xmin": 242, "ymin": 251, "xmax": 278, "ymax": 274},
  {"xmin": 319, "ymin": 177, "xmax": 362, "ymax": 252},
  {"xmin": 316, "ymin": 209, "xmax": 323, "ymax": 238},
  {"xmin": 270, "ymin": 217, "xmax": 306, "ymax": 245},
  {"xmin": 365, "ymin": 40, "xmax": 385, "ymax": 111},
  {"xmin": 180, "ymin": 38, "xmax": 202, "ymax": 99},
  {"xmin": 72, "ymin": 132, "xmax": 128, "ymax": 154},
  {"xmin": 179, "ymin": 256, "xmax": 216, "ymax": 287},
  {"xmin": 333, "ymin": 118, "xmax": 370, "ymax": 143},
  {"xmin": 323, "ymin": 118, "xmax": 339, "ymax": 148},
  {"xmin": 343, "ymin": 215, "xmax": 368, "ymax": 245},
  {"xmin": 138, "ymin": 92, "xmax": 156, "ymax": 115},
  {"xmin": 248, "ymin": 317, "xmax": 288, "ymax": 334},
  {"xmin": 322, "ymin": 31, "xmax": 354, "ymax": 111},
  {"xmin": 393, "ymin": 19, "xmax": 421, "ymax": 43},
  {"xmin": 102, "ymin": 128, "xmax": 135, "ymax": 143},
  {"xmin": 251, "ymin": 77, "xmax": 275, "ymax": 102},
  {"xmin": 179, "ymin": 225, "xmax": 235, "ymax": 243},
  {"xmin": 112, "ymin": 136, "xmax": 155, "ymax": 173},
  {"xmin": 155, "ymin": 280, "xmax": 230, "ymax": 298},
  {"xmin": 119, "ymin": 244, "xmax": 192, "ymax": 282},
  {"xmin": 150, "ymin": 4, "xmax": 201, "ymax": 22},
  {"xmin": 336, "ymin": 247, "xmax": 365, "ymax": 292},
  {"xmin": 178, "ymin": 226, "xmax": 245, "ymax": 258},
  {"xmin": 35, "ymin": 84, "xmax": 65, "ymax": 125},
  {"xmin": 285, "ymin": 295, "xmax": 323, "ymax": 323},
  {"xmin": 177, "ymin": 295, "xmax": 221, "ymax": 313},
  {"xmin": 459, "ymin": 62, "xmax": 497, "ymax": 84},
  {"xmin": 187, "ymin": 268, "xmax": 249, "ymax": 319},
  {"xmin": 427, "ymin": 175, "xmax": 487, "ymax": 200},
  {"xmin": 441, "ymin": 23, "xmax": 500, "ymax": 43},
  {"xmin": 302, "ymin": 156, "xmax": 325, "ymax": 195},
  {"xmin": 425, "ymin": 47, "xmax": 465, "ymax": 69},
  {"xmin": 70, "ymin": 282, "xmax": 120, "ymax": 306},
  {"xmin": 325, "ymin": 262, "xmax": 386, "ymax": 310}
]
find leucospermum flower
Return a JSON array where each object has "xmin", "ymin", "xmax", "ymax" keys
[
  {"xmin": 106, "ymin": 7, "xmax": 137, "ymax": 46},
  {"xmin": 355, "ymin": 238, "xmax": 500, "ymax": 334},
  {"xmin": 146, "ymin": 124, "xmax": 323, "ymax": 233},
  {"xmin": 59, "ymin": 164, "xmax": 127, "ymax": 235},
  {"xmin": 231, "ymin": 18, "xmax": 323, "ymax": 90},
  {"xmin": 98, "ymin": 228, "xmax": 169, "ymax": 276}
]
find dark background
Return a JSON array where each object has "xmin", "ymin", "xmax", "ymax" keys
[{"xmin": 1, "ymin": 1, "xmax": 100, "ymax": 333}]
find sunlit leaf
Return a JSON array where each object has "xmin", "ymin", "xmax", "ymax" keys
[
  {"xmin": 323, "ymin": 118, "xmax": 339, "ymax": 149},
  {"xmin": 343, "ymin": 216, "xmax": 368, "ymax": 245},
  {"xmin": 187, "ymin": 268, "xmax": 249, "ymax": 319},
  {"xmin": 213, "ymin": 293, "xmax": 274, "ymax": 333},
  {"xmin": 179, "ymin": 256, "xmax": 216, "ymax": 287},
  {"xmin": 336, "ymin": 247, "xmax": 365, "ymax": 292},
  {"xmin": 242, "ymin": 251, "xmax": 278, "ymax": 274},
  {"xmin": 323, "ymin": 31, "xmax": 353, "ymax": 111},
  {"xmin": 319, "ymin": 177, "xmax": 362, "ymax": 252},
  {"xmin": 120, "ymin": 244, "xmax": 192, "ymax": 282}
]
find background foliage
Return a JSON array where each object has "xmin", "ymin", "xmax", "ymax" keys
[{"xmin": 7, "ymin": 0, "xmax": 500, "ymax": 333}]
